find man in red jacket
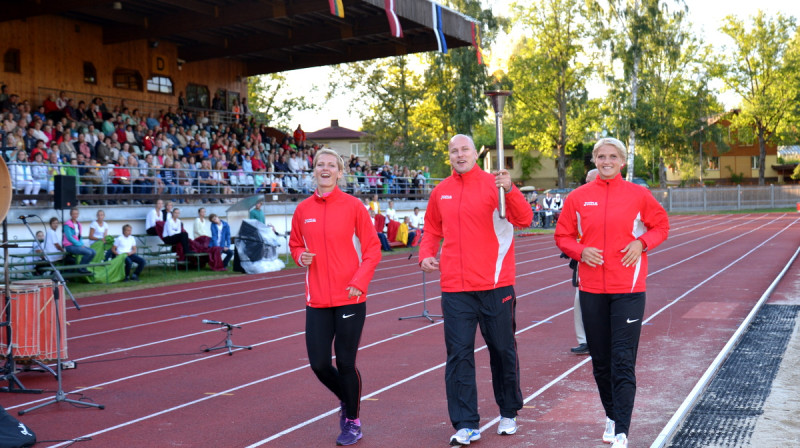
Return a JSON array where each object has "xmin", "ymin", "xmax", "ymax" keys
[{"xmin": 420, "ymin": 134, "xmax": 533, "ymax": 446}]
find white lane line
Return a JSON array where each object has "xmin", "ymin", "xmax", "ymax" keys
[
  {"xmin": 41, "ymin": 214, "xmax": 796, "ymax": 445},
  {"xmin": 252, "ymin": 214, "xmax": 797, "ymax": 444}
]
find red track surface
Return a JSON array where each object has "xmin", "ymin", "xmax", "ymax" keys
[{"xmin": 2, "ymin": 213, "xmax": 798, "ymax": 447}]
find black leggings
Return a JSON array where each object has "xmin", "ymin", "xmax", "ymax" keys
[
  {"xmin": 305, "ymin": 302, "xmax": 366, "ymax": 420},
  {"xmin": 580, "ymin": 291, "xmax": 646, "ymax": 436}
]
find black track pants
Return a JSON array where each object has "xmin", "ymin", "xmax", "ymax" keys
[
  {"xmin": 441, "ymin": 286, "xmax": 523, "ymax": 430},
  {"xmin": 305, "ymin": 302, "xmax": 366, "ymax": 420},
  {"xmin": 580, "ymin": 291, "xmax": 646, "ymax": 436}
]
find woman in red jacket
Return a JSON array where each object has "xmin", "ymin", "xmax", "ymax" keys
[
  {"xmin": 289, "ymin": 148, "xmax": 381, "ymax": 446},
  {"xmin": 555, "ymin": 138, "xmax": 669, "ymax": 448}
]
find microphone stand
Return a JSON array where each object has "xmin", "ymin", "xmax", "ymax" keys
[
  {"xmin": 0, "ymin": 218, "xmax": 42, "ymax": 394},
  {"xmin": 203, "ymin": 321, "xmax": 252, "ymax": 356},
  {"xmin": 18, "ymin": 216, "xmax": 103, "ymax": 415},
  {"xmin": 399, "ymin": 232, "xmax": 441, "ymax": 323}
]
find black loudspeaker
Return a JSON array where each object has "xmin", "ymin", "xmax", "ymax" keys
[{"xmin": 54, "ymin": 175, "xmax": 77, "ymax": 209}]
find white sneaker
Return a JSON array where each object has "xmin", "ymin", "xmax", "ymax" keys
[
  {"xmin": 449, "ymin": 428, "xmax": 480, "ymax": 445},
  {"xmin": 611, "ymin": 433, "xmax": 628, "ymax": 448},
  {"xmin": 603, "ymin": 417, "xmax": 615, "ymax": 443},
  {"xmin": 497, "ymin": 417, "xmax": 517, "ymax": 435}
]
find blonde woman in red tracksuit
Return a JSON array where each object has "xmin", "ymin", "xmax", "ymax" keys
[
  {"xmin": 420, "ymin": 134, "xmax": 533, "ymax": 446},
  {"xmin": 289, "ymin": 149, "xmax": 381, "ymax": 446},
  {"xmin": 555, "ymin": 138, "xmax": 669, "ymax": 448}
]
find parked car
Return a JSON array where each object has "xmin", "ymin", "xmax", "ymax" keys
[{"xmin": 631, "ymin": 177, "xmax": 650, "ymax": 188}]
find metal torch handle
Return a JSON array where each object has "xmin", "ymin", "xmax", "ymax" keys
[
  {"xmin": 496, "ymin": 111, "xmax": 506, "ymax": 219},
  {"xmin": 498, "ymin": 187, "xmax": 506, "ymax": 219}
]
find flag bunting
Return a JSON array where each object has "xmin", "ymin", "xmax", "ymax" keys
[
  {"xmin": 432, "ymin": 2, "xmax": 448, "ymax": 54},
  {"xmin": 329, "ymin": 0, "xmax": 344, "ymax": 18},
  {"xmin": 471, "ymin": 22, "xmax": 483, "ymax": 65},
  {"xmin": 385, "ymin": 0, "xmax": 403, "ymax": 38}
]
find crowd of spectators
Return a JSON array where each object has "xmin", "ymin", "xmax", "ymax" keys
[{"xmin": 2, "ymin": 86, "xmax": 434, "ymax": 204}]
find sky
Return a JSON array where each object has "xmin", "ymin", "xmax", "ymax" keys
[{"xmin": 283, "ymin": 0, "xmax": 800, "ymax": 133}]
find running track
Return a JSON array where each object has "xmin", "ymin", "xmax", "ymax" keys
[{"xmin": 2, "ymin": 213, "xmax": 798, "ymax": 447}]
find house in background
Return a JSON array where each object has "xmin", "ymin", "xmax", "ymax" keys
[
  {"xmin": 667, "ymin": 116, "xmax": 780, "ymax": 184},
  {"xmin": 482, "ymin": 146, "xmax": 560, "ymax": 189},
  {"xmin": 305, "ymin": 120, "xmax": 371, "ymax": 160}
]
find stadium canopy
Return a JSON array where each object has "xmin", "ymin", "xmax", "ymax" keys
[{"xmin": 6, "ymin": 0, "xmax": 477, "ymax": 76}]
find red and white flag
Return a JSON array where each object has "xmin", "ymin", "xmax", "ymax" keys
[{"xmin": 385, "ymin": 0, "xmax": 403, "ymax": 38}]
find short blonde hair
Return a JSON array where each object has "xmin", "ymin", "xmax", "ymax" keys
[{"xmin": 592, "ymin": 137, "xmax": 627, "ymax": 164}]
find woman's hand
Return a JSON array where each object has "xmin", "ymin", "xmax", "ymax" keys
[
  {"xmin": 620, "ymin": 240, "xmax": 644, "ymax": 267},
  {"xmin": 347, "ymin": 286, "xmax": 363, "ymax": 298},
  {"xmin": 581, "ymin": 247, "xmax": 604, "ymax": 267}
]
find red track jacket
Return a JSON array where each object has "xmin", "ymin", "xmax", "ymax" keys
[
  {"xmin": 289, "ymin": 186, "xmax": 381, "ymax": 308},
  {"xmin": 554, "ymin": 174, "xmax": 669, "ymax": 294},
  {"xmin": 420, "ymin": 164, "xmax": 533, "ymax": 292}
]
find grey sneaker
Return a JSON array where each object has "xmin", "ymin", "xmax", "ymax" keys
[
  {"xmin": 497, "ymin": 417, "xmax": 518, "ymax": 435},
  {"xmin": 611, "ymin": 433, "xmax": 628, "ymax": 448},
  {"xmin": 449, "ymin": 428, "xmax": 481, "ymax": 445},
  {"xmin": 603, "ymin": 417, "xmax": 615, "ymax": 443}
]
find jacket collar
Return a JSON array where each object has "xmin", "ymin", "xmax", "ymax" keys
[
  {"xmin": 596, "ymin": 173, "xmax": 623, "ymax": 185},
  {"xmin": 452, "ymin": 163, "xmax": 482, "ymax": 179},
  {"xmin": 314, "ymin": 185, "xmax": 342, "ymax": 202}
]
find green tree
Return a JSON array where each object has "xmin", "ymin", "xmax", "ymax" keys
[
  {"xmin": 247, "ymin": 74, "xmax": 317, "ymax": 131},
  {"xmin": 586, "ymin": 0, "xmax": 688, "ymax": 181},
  {"xmin": 507, "ymin": 0, "xmax": 594, "ymax": 188},
  {"xmin": 717, "ymin": 11, "xmax": 798, "ymax": 185}
]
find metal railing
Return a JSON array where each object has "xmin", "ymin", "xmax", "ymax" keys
[
  {"xmin": 6, "ymin": 162, "xmax": 441, "ymax": 204},
  {"xmin": 651, "ymin": 185, "xmax": 800, "ymax": 212}
]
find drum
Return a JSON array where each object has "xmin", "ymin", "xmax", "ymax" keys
[
  {"xmin": 14, "ymin": 279, "xmax": 68, "ymax": 361},
  {"xmin": 0, "ymin": 284, "xmax": 41, "ymax": 359}
]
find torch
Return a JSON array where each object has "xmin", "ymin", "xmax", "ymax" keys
[{"xmin": 485, "ymin": 90, "xmax": 512, "ymax": 219}]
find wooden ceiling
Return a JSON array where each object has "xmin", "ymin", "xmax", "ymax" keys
[{"xmin": 3, "ymin": 0, "xmax": 476, "ymax": 75}]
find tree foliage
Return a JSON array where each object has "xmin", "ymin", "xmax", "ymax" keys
[
  {"xmin": 717, "ymin": 11, "xmax": 799, "ymax": 184},
  {"xmin": 506, "ymin": 0, "xmax": 595, "ymax": 187},
  {"xmin": 586, "ymin": 0, "xmax": 689, "ymax": 180},
  {"xmin": 247, "ymin": 73, "xmax": 317, "ymax": 132}
]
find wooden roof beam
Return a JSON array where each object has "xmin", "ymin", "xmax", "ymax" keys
[
  {"xmin": 102, "ymin": 0, "xmax": 330, "ymax": 45},
  {"xmin": 244, "ymin": 34, "xmax": 467, "ymax": 76},
  {"xmin": 1, "ymin": 0, "xmax": 110, "ymax": 23},
  {"xmin": 180, "ymin": 19, "xmax": 425, "ymax": 62}
]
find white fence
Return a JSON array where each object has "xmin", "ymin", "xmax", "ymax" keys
[{"xmin": 651, "ymin": 185, "xmax": 800, "ymax": 212}]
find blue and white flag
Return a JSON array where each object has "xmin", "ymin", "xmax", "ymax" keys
[{"xmin": 432, "ymin": 2, "xmax": 448, "ymax": 54}]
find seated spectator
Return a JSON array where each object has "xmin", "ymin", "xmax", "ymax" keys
[
  {"xmin": 44, "ymin": 217, "xmax": 64, "ymax": 263},
  {"xmin": 63, "ymin": 207, "xmax": 95, "ymax": 273},
  {"xmin": 108, "ymin": 224, "xmax": 145, "ymax": 281},
  {"xmin": 30, "ymin": 152, "xmax": 51, "ymax": 194},
  {"xmin": 193, "ymin": 207, "xmax": 211, "ymax": 239},
  {"xmin": 369, "ymin": 209, "xmax": 393, "ymax": 252},
  {"xmin": 10, "ymin": 150, "xmax": 41, "ymax": 205},
  {"xmin": 145, "ymin": 199, "xmax": 164, "ymax": 236},
  {"xmin": 385, "ymin": 200, "xmax": 396, "ymax": 221},
  {"xmin": 162, "ymin": 207, "xmax": 191, "ymax": 260},
  {"xmin": 209, "ymin": 213, "xmax": 233, "ymax": 268},
  {"xmin": 403, "ymin": 216, "xmax": 417, "ymax": 246},
  {"xmin": 88, "ymin": 209, "xmax": 109, "ymax": 242},
  {"xmin": 249, "ymin": 199, "xmax": 265, "ymax": 223},
  {"xmin": 409, "ymin": 206, "xmax": 424, "ymax": 230}
]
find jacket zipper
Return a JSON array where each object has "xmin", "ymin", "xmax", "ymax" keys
[
  {"xmin": 322, "ymin": 197, "xmax": 333, "ymax": 307},
  {"xmin": 602, "ymin": 180, "xmax": 609, "ymax": 291},
  {"xmin": 458, "ymin": 175, "xmax": 465, "ymax": 291}
]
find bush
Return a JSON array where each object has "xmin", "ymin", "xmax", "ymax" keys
[{"xmin": 792, "ymin": 163, "xmax": 800, "ymax": 180}]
